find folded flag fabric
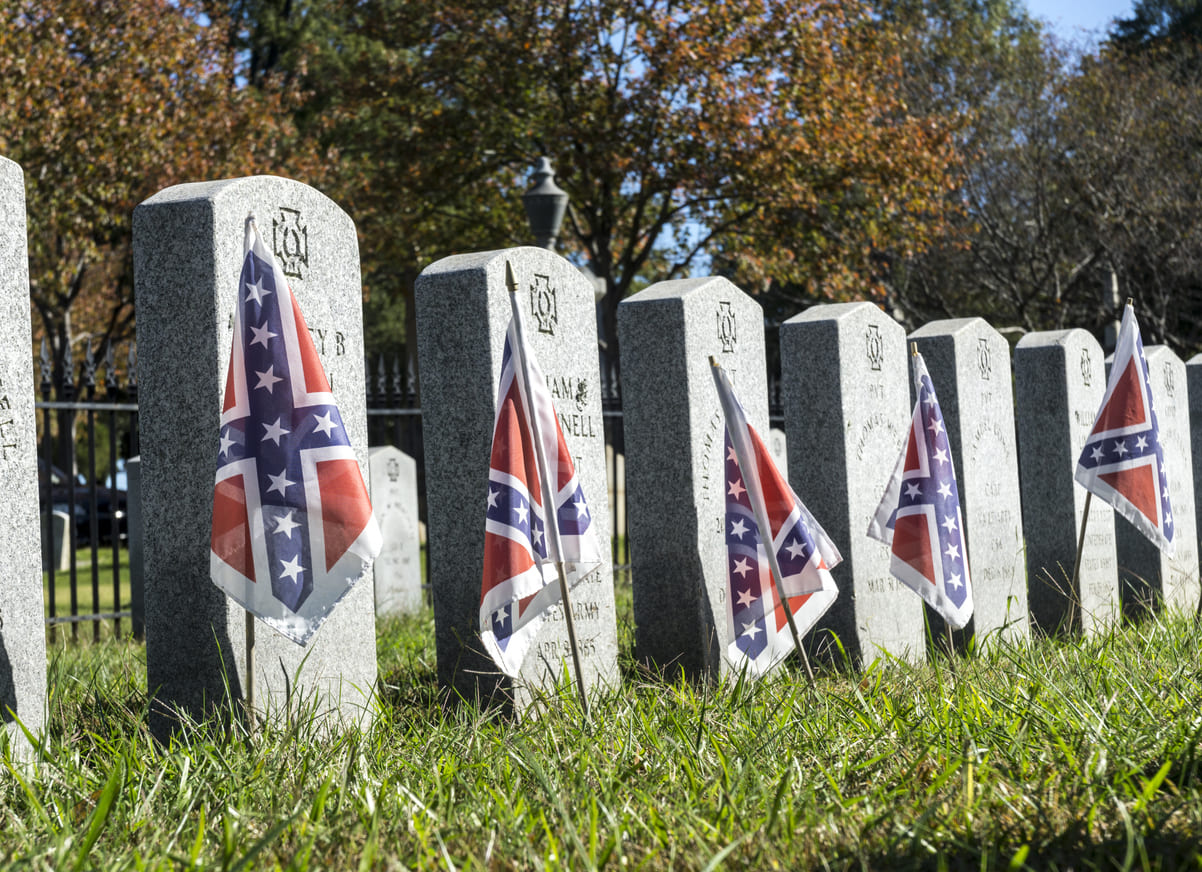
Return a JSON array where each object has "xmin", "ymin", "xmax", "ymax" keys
[
  {"xmin": 211, "ymin": 219, "xmax": 381, "ymax": 646},
  {"xmin": 868, "ymin": 350, "xmax": 973, "ymax": 630},
  {"xmin": 480, "ymin": 294, "xmax": 601, "ymax": 678},
  {"xmin": 1074, "ymin": 302, "xmax": 1174, "ymax": 555},
  {"xmin": 710, "ymin": 358, "xmax": 840, "ymax": 677}
]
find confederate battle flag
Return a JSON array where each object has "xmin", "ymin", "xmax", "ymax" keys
[
  {"xmin": 868, "ymin": 350, "xmax": 973, "ymax": 629},
  {"xmin": 210, "ymin": 219, "xmax": 381, "ymax": 645},
  {"xmin": 479, "ymin": 290, "xmax": 601, "ymax": 678},
  {"xmin": 1075, "ymin": 301, "xmax": 1174, "ymax": 554},
  {"xmin": 710, "ymin": 358, "xmax": 840, "ymax": 677}
]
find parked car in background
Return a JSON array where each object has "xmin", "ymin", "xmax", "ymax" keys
[{"xmin": 38, "ymin": 459, "xmax": 128, "ymax": 547}]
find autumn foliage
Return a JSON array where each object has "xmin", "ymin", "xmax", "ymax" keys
[{"xmin": 0, "ymin": 0, "xmax": 324, "ymax": 380}]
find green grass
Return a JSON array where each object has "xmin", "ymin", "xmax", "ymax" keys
[
  {"xmin": 43, "ymin": 546, "xmax": 134, "ymax": 643},
  {"xmin": 4, "ymin": 583, "xmax": 1202, "ymax": 870},
  {"xmin": 44, "ymin": 546, "xmax": 132, "ymax": 616}
]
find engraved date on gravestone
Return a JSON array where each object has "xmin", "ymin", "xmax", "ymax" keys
[
  {"xmin": 718, "ymin": 302, "xmax": 737, "ymax": 353},
  {"xmin": 530, "ymin": 275, "xmax": 557, "ymax": 335},
  {"xmin": 272, "ymin": 207, "xmax": 309, "ymax": 280}
]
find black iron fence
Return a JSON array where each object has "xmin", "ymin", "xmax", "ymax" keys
[{"xmin": 37, "ymin": 339, "xmax": 138, "ymax": 642}]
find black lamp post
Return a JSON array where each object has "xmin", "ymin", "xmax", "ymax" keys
[{"xmin": 522, "ymin": 157, "xmax": 569, "ymax": 250}]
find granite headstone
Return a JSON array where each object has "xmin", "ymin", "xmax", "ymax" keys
[
  {"xmin": 909, "ymin": 318, "xmax": 1029, "ymax": 646},
  {"xmin": 1186, "ymin": 353, "xmax": 1202, "ymax": 619},
  {"xmin": 1014, "ymin": 330, "xmax": 1118, "ymax": 635},
  {"xmin": 781, "ymin": 302, "xmax": 921, "ymax": 666},
  {"xmin": 618, "ymin": 277, "xmax": 767, "ymax": 679},
  {"xmin": 415, "ymin": 248, "xmax": 618, "ymax": 709},
  {"xmin": 368, "ymin": 446, "xmax": 422, "ymax": 616},
  {"xmin": 134, "ymin": 176, "xmax": 377, "ymax": 734},
  {"xmin": 0, "ymin": 156, "xmax": 46, "ymax": 759},
  {"xmin": 1115, "ymin": 345, "xmax": 1200, "ymax": 617}
]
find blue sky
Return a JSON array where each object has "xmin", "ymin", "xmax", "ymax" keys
[{"xmin": 1025, "ymin": 0, "xmax": 1135, "ymax": 40}]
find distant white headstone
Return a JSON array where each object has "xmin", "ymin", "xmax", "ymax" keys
[
  {"xmin": 369, "ymin": 446, "xmax": 422, "ymax": 616},
  {"xmin": 768, "ymin": 428, "xmax": 788, "ymax": 480}
]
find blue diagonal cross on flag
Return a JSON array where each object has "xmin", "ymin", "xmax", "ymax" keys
[
  {"xmin": 1074, "ymin": 301, "xmax": 1173, "ymax": 554},
  {"xmin": 868, "ymin": 350, "xmax": 973, "ymax": 629},
  {"xmin": 210, "ymin": 219, "xmax": 381, "ymax": 646}
]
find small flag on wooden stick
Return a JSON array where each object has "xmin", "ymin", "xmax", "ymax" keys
[
  {"xmin": 868, "ymin": 348, "xmax": 973, "ymax": 629},
  {"xmin": 1074, "ymin": 301, "xmax": 1174, "ymax": 555},
  {"xmin": 710, "ymin": 356, "xmax": 840, "ymax": 677},
  {"xmin": 210, "ymin": 218, "xmax": 381, "ymax": 647}
]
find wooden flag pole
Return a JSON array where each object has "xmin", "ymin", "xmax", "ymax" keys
[
  {"xmin": 244, "ymin": 609, "xmax": 256, "ymax": 736},
  {"xmin": 708, "ymin": 356, "xmax": 814, "ymax": 684},
  {"xmin": 505, "ymin": 260, "xmax": 590, "ymax": 717},
  {"xmin": 1068, "ymin": 491, "xmax": 1093, "ymax": 610}
]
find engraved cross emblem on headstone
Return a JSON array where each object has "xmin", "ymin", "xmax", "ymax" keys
[
  {"xmin": 865, "ymin": 323, "xmax": 884, "ymax": 371},
  {"xmin": 529, "ymin": 274, "xmax": 557, "ymax": 335},
  {"xmin": 1080, "ymin": 348, "xmax": 1092, "ymax": 387},
  {"xmin": 272, "ymin": 207, "xmax": 309, "ymax": 279},
  {"xmin": 717, "ymin": 301, "xmax": 737, "ymax": 353},
  {"xmin": 977, "ymin": 337, "xmax": 992, "ymax": 380},
  {"xmin": 386, "ymin": 457, "xmax": 400, "ymax": 483},
  {"xmin": 1163, "ymin": 361, "xmax": 1176, "ymax": 398}
]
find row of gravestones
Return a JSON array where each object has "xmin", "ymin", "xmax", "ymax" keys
[{"xmin": 3, "ymin": 167, "xmax": 1202, "ymax": 754}]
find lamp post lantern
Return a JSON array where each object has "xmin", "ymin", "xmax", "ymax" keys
[{"xmin": 522, "ymin": 157, "xmax": 569, "ymax": 250}]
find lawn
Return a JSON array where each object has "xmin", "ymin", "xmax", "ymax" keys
[
  {"xmin": 43, "ymin": 546, "xmax": 134, "ymax": 642},
  {"xmin": 3, "ymin": 579, "xmax": 1202, "ymax": 870}
]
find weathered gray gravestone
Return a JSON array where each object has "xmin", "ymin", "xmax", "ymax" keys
[
  {"xmin": 415, "ymin": 248, "xmax": 618, "ymax": 709},
  {"xmin": 134, "ymin": 176, "xmax": 376, "ymax": 735},
  {"xmin": 1116, "ymin": 345, "xmax": 1200, "ymax": 617},
  {"xmin": 368, "ymin": 446, "xmax": 422, "ymax": 616},
  {"xmin": 1014, "ymin": 330, "xmax": 1119, "ymax": 636},
  {"xmin": 909, "ymin": 318, "xmax": 1029, "ymax": 646},
  {"xmin": 1186, "ymin": 354, "xmax": 1202, "ymax": 619},
  {"xmin": 781, "ymin": 302, "xmax": 921, "ymax": 666},
  {"xmin": 0, "ymin": 156, "xmax": 46, "ymax": 759},
  {"xmin": 618, "ymin": 277, "xmax": 767, "ymax": 679}
]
